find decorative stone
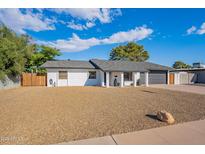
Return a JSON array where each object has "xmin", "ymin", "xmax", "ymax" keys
[{"xmin": 157, "ymin": 110, "xmax": 175, "ymax": 124}]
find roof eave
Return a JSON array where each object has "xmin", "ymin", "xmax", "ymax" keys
[{"xmin": 41, "ymin": 66, "xmax": 97, "ymax": 69}]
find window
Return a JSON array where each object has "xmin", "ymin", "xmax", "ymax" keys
[
  {"xmin": 89, "ymin": 71, "xmax": 96, "ymax": 79},
  {"xmin": 59, "ymin": 71, "xmax": 67, "ymax": 79},
  {"xmin": 124, "ymin": 72, "xmax": 132, "ymax": 81}
]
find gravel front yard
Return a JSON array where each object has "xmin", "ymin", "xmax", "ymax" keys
[{"xmin": 0, "ymin": 86, "xmax": 205, "ymax": 144}]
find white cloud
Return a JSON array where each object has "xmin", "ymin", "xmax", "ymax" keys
[
  {"xmin": 52, "ymin": 8, "xmax": 113, "ymax": 23},
  {"xmin": 0, "ymin": 8, "xmax": 121, "ymax": 32},
  {"xmin": 86, "ymin": 22, "xmax": 95, "ymax": 28},
  {"xmin": 51, "ymin": 8, "xmax": 121, "ymax": 30},
  {"xmin": 196, "ymin": 22, "xmax": 205, "ymax": 35},
  {"xmin": 39, "ymin": 26, "xmax": 153, "ymax": 52},
  {"xmin": 187, "ymin": 22, "xmax": 205, "ymax": 35},
  {"xmin": 66, "ymin": 20, "xmax": 95, "ymax": 31},
  {"xmin": 186, "ymin": 26, "xmax": 196, "ymax": 35},
  {"xmin": 102, "ymin": 26, "xmax": 153, "ymax": 44},
  {"xmin": 39, "ymin": 33, "xmax": 101, "ymax": 52},
  {"xmin": 67, "ymin": 21, "xmax": 87, "ymax": 31},
  {"xmin": 0, "ymin": 9, "xmax": 55, "ymax": 34}
]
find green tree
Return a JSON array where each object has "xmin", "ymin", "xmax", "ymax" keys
[
  {"xmin": 0, "ymin": 25, "xmax": 34, "ymax": 79},
  {"xmin": 173, "ymin": 61, "xmax": 191, "ymax": 69},
  {"xmin": 109, "ymin": 42, "xmax": 149, "ymax": 62},
  {"xmin": 25, "ymin": 45, "xmax": 61, "ymax": 73},
  {"xmin": 0, "ymin": 25, "xmax": 61, "ymax": 79}
]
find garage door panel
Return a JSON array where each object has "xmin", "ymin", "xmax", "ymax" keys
[
  {"xmin": 149, "ymin": 71, "xmax": 167, "ymax": 84},
  {"xmin": 180, "ymin": 73, "xmax": 188, "ymax": 84},
  {"xmin": 179, "ymin": 72, "xmax": 198, "ymax": 84},
  {"xmin": 68, "ymin": 72, "xmax": 88, "ymax": 86},
  {"xmin": 197, "ymin": 71, "xmax": 205, "ymax": 83},
  {"xmin": 58, "ymin": 79, "xmax": 68, "ymax": 87}
]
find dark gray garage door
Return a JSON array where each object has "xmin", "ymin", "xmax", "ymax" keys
[
  {"xmin": 140, "ymin": 71, "xmax": 167, "ymax": 84},
  {"xmin": 149, "ymin": 71, "xmax": 167, "ymax": 84},
  {"xmin": 196, "ymin": 71, "xmax": 205, "ymax": 83}
]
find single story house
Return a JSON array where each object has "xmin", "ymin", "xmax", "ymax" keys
[{"xmin": 41, "ymin": 59, "xmax": 173, "ymax": 87}]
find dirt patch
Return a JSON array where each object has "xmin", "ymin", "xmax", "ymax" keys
[{"xmin": 0, "ymin": 86, "xmax": 205, "ymax": 144}]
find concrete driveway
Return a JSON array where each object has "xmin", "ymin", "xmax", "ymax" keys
[
  {"xmin": 60, "ymin": 119, "xmax": 205, "ymax": 145},
  {"xmin": 150, "ymin": 84, "xmax": 205, "ymax": 95}
]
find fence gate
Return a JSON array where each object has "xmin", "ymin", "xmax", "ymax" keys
[
  {"xmin": 169, "ymin": 73, "xmax": 175, "ymax": 84},
  {"xmin": 21, "ymin": 73, "xmax": 46, "ymax": 86}
]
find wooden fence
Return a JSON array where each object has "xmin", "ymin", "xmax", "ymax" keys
[{"xmin": 21, "ymin": 73, "xmax": 46, "ymax": 86}]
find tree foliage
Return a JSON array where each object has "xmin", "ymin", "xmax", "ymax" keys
[
  {"xmin": 25, "ymin": 45, "xmax": 61, "ymax": 73},
  {"xmin": 0, "ymin": 25, "xmax": 61, "ymax": 79},
  {"xmin": 173, "ymin": 61, "xmax": 191, "ymax": 69},
  {"xmin": 0, "ymin": 25, "xmax": 34, "ymax": 79},
  {"xmin": 109, "ymin": 42, "xmax": 149, "ymax": 62}
]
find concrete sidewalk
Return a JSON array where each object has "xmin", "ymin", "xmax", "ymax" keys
[
  {"xmin": 59, "ymin": 119, "xmax": 205, "ymax": 145},
  {"xmin": 149, "ymin": 84, "xmax": 205, "ymax": 95}
]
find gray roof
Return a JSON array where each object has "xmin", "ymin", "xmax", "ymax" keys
[
  {"xmin": 90, "ymin": 59, "xmax": 173, "ymax": 72},
  {"xmin": 41, "ymin": 60, "xmax": 96, "ymax": 69},
  {"xmin": 90, "ymin": 59, "xmax": 147, "ymax": 72},
  {"xmin": 141, "ymin": 61, "xmax": 174, "ymax": 71},
  {"xmin": 41, "ymin": 59, "xmax": 173, "ymax": 72}
]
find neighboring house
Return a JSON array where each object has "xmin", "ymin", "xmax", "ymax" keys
[
  {"xmin": 170, "ymin": 68, "xmax": 205, "ymax": 85},
  {"xmin": 41, "ymin": 59, "xmax": 173, "ymax": 87},
  {"xmin": 193, "ymin": 62, "xmax": 205, "ymax": 68}
]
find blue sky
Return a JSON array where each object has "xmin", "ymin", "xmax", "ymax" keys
[{"xmin": 0, "ymin": 8, "xmax": 205, "ymax": 66}]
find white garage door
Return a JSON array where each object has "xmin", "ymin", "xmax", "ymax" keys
[
  {"xmin": 58, "ymin": 79, "xmax": 68, "ymax": 86},
  {"xmin": 68, "ymin": 72, "xmax": 88, "ymax": 86},
  {"xmin": 180, "ymin": 73, "xmax": 188, "ymax": 84},
  {"xmin": 179, "ymin": 72, "xmax": 197, "ymax": 84}
]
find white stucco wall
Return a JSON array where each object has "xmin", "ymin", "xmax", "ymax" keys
[
  {"xmin": 46, "ymin": 68, "xmax": 101, "ymax": 87},
  {"xmin": 133, "ymin": 72, "xmax": 140, "ymax": 87},
  {"xmin": 100, "ymin": 70, "xmax": 105, "ymax": 87},
  {"xmin": 174, "ymin": 72, "xmax": 180, "ymax": 85},
  {"xmin": 47, "ymin": 69, "xmax": 58, "ymax": 87},
  {"xmin": 124, "ymin": 81, "xmax": 133, "ymax": 86}
]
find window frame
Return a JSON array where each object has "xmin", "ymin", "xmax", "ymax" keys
[
  {"xmin": 124, "ymin": 72, "xmax": 132, "ymax": 81},
  {"xmin": 59, "ymin": 71, "xmax": 68, "ymax": 80},
  {"xmin": 88, "ymin": 71, "xmax": 96, "ymax": 79}
]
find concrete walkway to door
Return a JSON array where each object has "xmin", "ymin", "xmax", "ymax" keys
[
  {"xmin": 59, "ymin": 119, "xmax": 205, "ymax": 145},
  {"xmin": 149, "ymin": 84, "xmax": 205, "ymax": 95}
]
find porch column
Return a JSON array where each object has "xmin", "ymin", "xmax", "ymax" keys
[
  {"xmin": 133, "ymin": 72, "xmax": 137, "ymax": 87},
  {"xmin": 145, "ymin": 72, "xmax": 149, "ymax": 87},
  {"xmin": 133, "ymin": 72, "xmax": 140, "ymax": 87},
  {"xmin": 167, "ymin": 71, "xmax": 170, "ymax": 85},
  {"xmin": 106, "ymin": 72, "xmax": 110, "ymax": 88},
  {"xmin": 120, "ymin": 72, "xmax": 124, "ymax": 87},
  {"xmin": 175, "ymin": 72, "xmax": 179, "ymax": 85},
  {"xmin": 100, "ymin": 71, "xmax": 105, "ymax": 87}
]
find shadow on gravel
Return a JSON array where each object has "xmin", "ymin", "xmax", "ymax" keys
[
  {"xmin": 141, "ymin": 90, "xmax": 156, "ymax": 94},
  {"xmin": 146, "ymin": 114, "xmax": 161, "ymax": 122}
]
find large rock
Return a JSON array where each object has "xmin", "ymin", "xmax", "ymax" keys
[{"xmin": 157, "ymin": 110, "xmax": 175, "ymax": 124}]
